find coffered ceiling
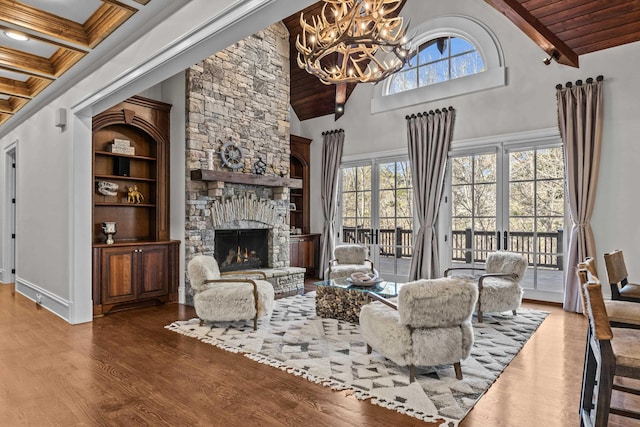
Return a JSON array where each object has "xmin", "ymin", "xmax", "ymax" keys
[{"xmin": 0, "ymin": 0, "xmax": 151, "ymax": 127}]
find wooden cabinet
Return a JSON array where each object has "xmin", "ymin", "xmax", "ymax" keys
[
  {"xmin": 290, "ymin": 135, "xmax": 311, "ymax": 234},
  {"xmin": 290, "ymin": 234, "xmax": 320, "ymax": 278},
  {"xmin": 92, "ymin": 95, "xmax": 179, "ymax": 315},
  {"xmin": 93, "ymin": 241, "xmax": 179, "ymax": 314}
]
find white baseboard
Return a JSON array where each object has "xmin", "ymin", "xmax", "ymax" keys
[{"xmin": 15, "ymin": 277, "xmax": 70, "ymax": 322}]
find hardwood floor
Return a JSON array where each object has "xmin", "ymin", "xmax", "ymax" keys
[{"xmin": 0, "ymin": 282, "xmax": 638, "ymax": 426}]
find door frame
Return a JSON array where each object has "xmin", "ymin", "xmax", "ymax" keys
[
  {"xmin": 3, "ymin": 140, "xmax": 17, "ymax": 284},
  {"xmin": 338, "ymin": 152, "xmax": 414, "ymax": 283},
  {"xmin": 439, "ymin": 128, "xmax": 567, "ymax": 303}
]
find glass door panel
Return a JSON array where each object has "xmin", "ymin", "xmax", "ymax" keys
[
  {"xmin": 339, "ymin": 159, "xmax": 413, "ymax": 283},
  {"xmin": 449, "ymin": 144, "xmax": 565, "ymax": 299},
  {"xmin": 377, "ymin": 161, "xmax": 413, "ymax": 281},
  {"xmin": 451, "ymin": 153, "xmax": 498, "ymax": 267},
  {"xmin": 340, "ymin": 165, "xmax": 374, "ymax": 246},
  {"xmin": 506, "ymin": 147, "xmax": 565, "ymax": 292}
]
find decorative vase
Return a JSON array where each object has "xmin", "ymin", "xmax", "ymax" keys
[{"xmin": 101, "ymin": 221, "xmax": 117, "ymax": 245}]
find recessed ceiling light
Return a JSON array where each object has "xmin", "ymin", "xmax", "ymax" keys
[{"xmin": 4, "ymin": 31, "xmax": 29, "ymax": 41}]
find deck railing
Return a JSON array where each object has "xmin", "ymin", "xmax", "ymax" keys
[
  {"xmin": 451, "ymin": 228, "xmax": 564, "ymax": 270},
  {"xmin": 342, "ymin": 226, "xmax": 564, "ymax": 270}
]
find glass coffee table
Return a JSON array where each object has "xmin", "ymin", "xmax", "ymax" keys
[{"xmin": 313, "ymin": 278, "xmax": 400, "ymax": 323}]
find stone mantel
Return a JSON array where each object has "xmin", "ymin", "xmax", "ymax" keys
[{"xmin": 190, "ymin": 169, "xmax": 303, "ymax": 189}]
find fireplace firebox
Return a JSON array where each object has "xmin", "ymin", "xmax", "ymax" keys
[{"xmin": 214, "ymin": 229, "xmax": 268, "ymax": 272}]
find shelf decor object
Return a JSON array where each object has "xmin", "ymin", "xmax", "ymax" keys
[
  {"xmin": 101, "ymin": 222, "xmax": 117, "ymax": 245},
  {"xmin": 220, "ymin": 140, "xmax": 244, "ymax": 170}
]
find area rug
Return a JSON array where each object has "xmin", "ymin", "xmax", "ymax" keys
[{"xmin": 166, "ymin": 292, "xmax": 547, "ymax": 426}]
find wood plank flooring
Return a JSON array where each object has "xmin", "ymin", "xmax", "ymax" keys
[{"xmin": 0, "ymin": 283, "xmax": 638, "ymax": 426}]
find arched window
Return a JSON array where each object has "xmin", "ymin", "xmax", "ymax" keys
[
  {"xmin": 388, "ymin": 36, "xmax": 485, "ymax": 94},
  {"xmin": 371, "ymin": 16, "xmax": 505, "ymax": 114}
]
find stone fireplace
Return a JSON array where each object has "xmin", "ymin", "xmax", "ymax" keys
[{"xmin": 184, "ymin": 22, "xmax": 304, "ymax": 303}]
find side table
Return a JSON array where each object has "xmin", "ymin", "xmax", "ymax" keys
[{"xmin": 314, "ymin": 279, "xmax": 400, "ymax": 323}]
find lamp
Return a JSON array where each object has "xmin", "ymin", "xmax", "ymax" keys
[
  {"xmin": 296, "ymin": 0, "xmax": 410, "ymax": 85},
  {"xmin": 543, "ymin": 50, "xmax": 559, "ymax": 65}
]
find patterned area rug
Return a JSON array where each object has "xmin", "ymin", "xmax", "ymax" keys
[{"xmin": 166, "ymin": 292, "xmax": 547, "ymax": 426}]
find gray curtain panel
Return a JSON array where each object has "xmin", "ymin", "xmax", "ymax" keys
[
  {"xmin": 557, "ymin": 77, "xmax": 603, "ymax": 313},
  {"xmin": 319, "ymin": 130, "xmax": 345, "ymax": 279},
  {"xmin": 406, "ymin": 108, "xmax": 456, "ymax": 280}
]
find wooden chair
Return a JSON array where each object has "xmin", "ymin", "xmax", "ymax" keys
[
  {"xmin": 579, "ymin": 277, "xmax": 640, "ymax": 426},
  {"xmin": 604, "ymin": 249, "xmax": 640, "ymax": 303},
  {"xmin": 577, "ymin": 258, "xmax": 640, "ymax": 329}
]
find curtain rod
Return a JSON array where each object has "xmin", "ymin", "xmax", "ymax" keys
[
  {"xmin": 322, "ymin": 129, "xmax": 344, "ymax": 135},
  {"xmin": 405, "ymin": 106, "xmax": 454, "ymax": 120},
  {"xmin": 556, "ymin": 75, "xmax": 603, "ymax": 90}
]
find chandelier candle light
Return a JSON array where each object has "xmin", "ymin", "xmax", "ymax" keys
[{"xmin": 296, "ymin": 0, "xmax": 411, "ymax": 84}]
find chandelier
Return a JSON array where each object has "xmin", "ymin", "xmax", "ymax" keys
[{"xmin": 296, "ymin": 0, "xmax": 411, "ymax": 85}]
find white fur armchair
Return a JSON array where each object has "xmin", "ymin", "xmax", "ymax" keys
[
  {"xmin": 326, "ymin": 244, "xmax": 378, "ymax": 279},
  {"xmin": 444, "ymin": 251, "xmax": 528, "ymax": 322},
  {"xmin": 187, "ymin": 255, "xmax": 275, "ymax": 330},
  {"xmin": 359, "ymin": 277, "xmax": 478, "ymax": 382}
]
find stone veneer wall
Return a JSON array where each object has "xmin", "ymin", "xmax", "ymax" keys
[{"xmin": 184, "ymin": 23, "xmax": 291, "ymax": 302}]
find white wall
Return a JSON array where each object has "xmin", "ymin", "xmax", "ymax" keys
[
  {"xmin": 0, "ymin": 0, "xmax": 315, "ymax": 322},
  {"xmin": 300, "ymin": 0, "xmax": 640, "ymax": 279}
]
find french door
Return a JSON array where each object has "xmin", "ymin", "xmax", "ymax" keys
[
  {"xmin": 339, "ymin": 157, "xmax": 413, "ymax": 283},
  {"xmin": 446, "ymin": 142, "xmax": 566, "ymax": 300}
]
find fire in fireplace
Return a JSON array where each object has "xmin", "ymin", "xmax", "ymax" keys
[{"xmin": 214, "ymin": 229, "xmax": 268, "ymax": 272}]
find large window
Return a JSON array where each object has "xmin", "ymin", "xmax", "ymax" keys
[
  {"xmin": 388, "ymin": 36, "xmax": 485, "ymax": 95},
  {"xmin": 371, "ymin": 16, "xmax": 506, "ymax": 114}
]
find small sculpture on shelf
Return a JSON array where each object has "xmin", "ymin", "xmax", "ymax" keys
[
  {"xmin": 253, "ymin": 156, "xmax": 267, "ymax": 175},
  {"xmin": 97, "ymin": 180, "xmax": 118, "ymax": 196},
  {"xmin": 101, "ymin": 222, "xmax": 117, "ymax": 245},
  {"xmin": 127, "ymin": 185, "xmax": 144, "ymax": 204},
  {"xmin": 271, "ymin": 165, "xmax": 288, "ymax": 177}
]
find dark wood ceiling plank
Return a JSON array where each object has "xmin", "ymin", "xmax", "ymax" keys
[
  {"xmin": 0, "ymin": 0, "xmax": 89, "ymax": 46},
  {"xmin": 552, "ymin": 10, "xmax": 640, "ymax": 41},
  {"xmin": 85, "ymin": 2, "xmax": 137, "ymax": 48},
  {"xmin": 538, "ymin": 1, "xmax": 639, "ymax": 30},
  {"xmin": 484, "ymin": 0, "xmax": 579, "ymax": 67},
  {"xmin": 560, "ymin": 17, "xmax": 640, "ymax": 55},
  {"xmin": 0, "ymin": 46, "xmax": 54, "ymax": 77}
]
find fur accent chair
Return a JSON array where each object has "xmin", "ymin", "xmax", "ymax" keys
[
  {"xmin": 326, "ymin": 244, "xmax": 378, "ymax": 279},
  {"xmin": 359, "ymin": 277, "xmax": 478, "ymax": 382},
  {"xmin": 445, "ymin": 251, "xmax": 527, "ymax": 323},
  {"xmin": 187, "ymin": 255, "xmax": 275, "ymax": 330}
]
